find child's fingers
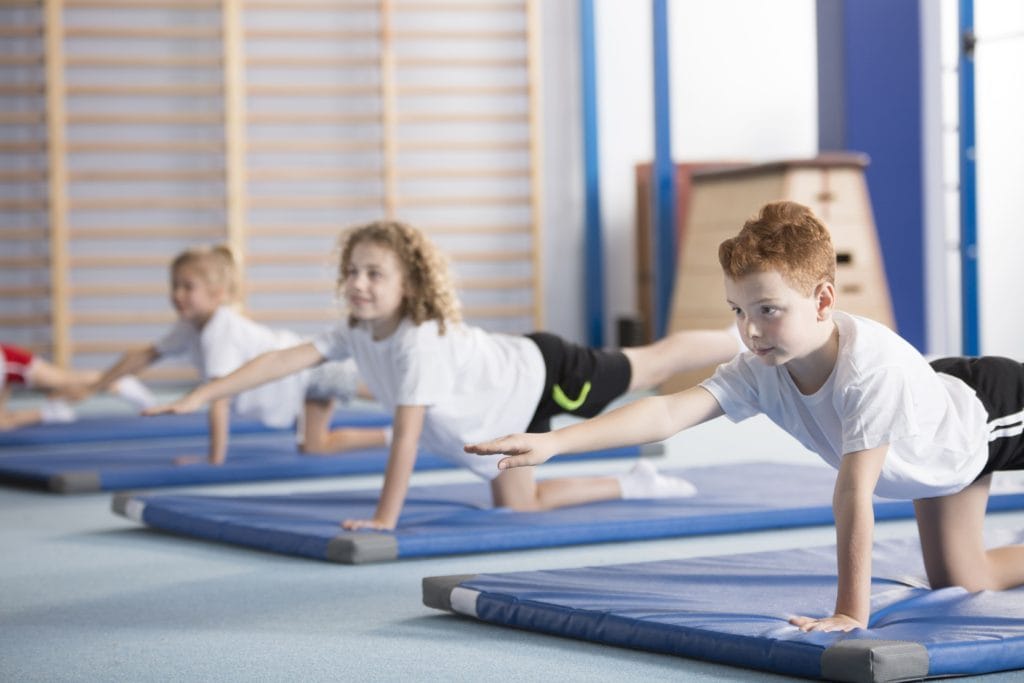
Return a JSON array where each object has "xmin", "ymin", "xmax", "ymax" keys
[
  {"xmin": 141, "ymin": 405, "xmax": 172, "ymax": 416},
  {"xmin": 341, "ymin": 518, "xmax": 394, "ymax": 531},
  {"xmin": 464, "ymin": 435, "xmax": 527, "ymax": 455},
  {"xmin": 497, "ymin": 454, "xmax": 539, "ymax": 470}
]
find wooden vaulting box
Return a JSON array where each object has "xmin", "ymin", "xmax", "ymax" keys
[{"xmin": 662, "ymin": 153, "xmax": 895, "ymax": 393}]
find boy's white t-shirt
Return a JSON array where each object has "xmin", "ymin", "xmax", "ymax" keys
[
  {"xmin": 155, "ymin": 305, "xmax": 307, "ymax": 428},
  {"xmin": 312, "ymin": 318, "xmax": 546, "ymax": 479},
  {"xmin": 701, "ymin": 311, "xmax": 989, "ymax": 499}
]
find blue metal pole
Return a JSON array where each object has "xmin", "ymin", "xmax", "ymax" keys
[
  {"xmin": 958, "ymin": 0, "xmax": 979, "ymax": 355},
  {"xmin": 579, "ymin": 0, "xmax": 605, "ymax": 347},
  {"xmin": 651, "ymin": 0, "xmax": 675, "ymax": 338}
]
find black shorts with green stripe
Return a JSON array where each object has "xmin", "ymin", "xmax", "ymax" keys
[{"xmin": 524, "ymin": 332, "xmax": 632, "ymax": 433}]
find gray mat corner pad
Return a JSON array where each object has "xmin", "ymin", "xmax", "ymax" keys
[
  {"xmin": 326, "ymin": 532, "xmax": 399, "ymax": 564},
  {"xmin": 821, "ymin": 639, "xmax": 929, "ymax": 683},
  {"xmin": 50, "ymin": 470, "xmax": 101, "ymax": 494},
  {"xmin": 422, "ymin": 574, "xmax": 479, "ymax": 612},
  {"xmin": 639, "ymin": 443, "xmax": 665, "ymax": 457},
  {"xmin": 110, "ymin": 492, "xmax": 135, "ymax": 516}
]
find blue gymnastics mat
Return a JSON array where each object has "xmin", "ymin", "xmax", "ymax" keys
[
  {"xmin": 0, "ymin": 407, "xmax": 390, "ymax": 448},
  {"xmin": 1, "ymin": 441, "xmax": 658, "ymax": 494},
  {"xmin": 110, "ymin": 462, "xmax": 1024, "ymax": 563},
  {"xmin": 423, "ymin": 534, "xmax": 1024, "ymax": 682}
]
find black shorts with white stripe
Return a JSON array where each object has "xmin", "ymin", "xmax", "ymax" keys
[{"xmin": 931, "ymin": 356, "xmax": 1024, "ymax": 476}]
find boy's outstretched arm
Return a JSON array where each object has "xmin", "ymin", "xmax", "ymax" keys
[
  {"xmin": 790, "ymin": 445, "xmax": 886, "ymax": 632},
  {"xmin": 145, "ymin": 342, "xmax": 325, "ymax": 415},
  {"xmin": 466, "ymin": 385, "xmax": 724, "ymax": 470},
  {"xmin": 342, "ymin": 404, "xmax": 425, "ymax": 531}
]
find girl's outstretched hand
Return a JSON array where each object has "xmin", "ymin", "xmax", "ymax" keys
[{"xmin": 464, "ymin": 433, "xmax": 555, "ymax": 470}]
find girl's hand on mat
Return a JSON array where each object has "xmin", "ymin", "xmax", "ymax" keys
[
  {"xmin": 143, "ymin": 395, "xmax": 202, "ymax": 417},
  {"xmin": 464, "ymin": 433, "xmax": 554, "ymax": 470},
  {"xmin": 789, "ymin": 613, "xmax": 863, "ymax": 632},
  {"xmin": 341, "ymin": 517, "xmax": 395, "ymax": 531}
]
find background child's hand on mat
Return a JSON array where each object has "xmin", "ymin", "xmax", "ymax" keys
[
  {"xmin": 465, "ymin": 433, "xmax": 555, "ymax": 470},
  {"xmin": 144, "ymin": 393, "xmax": 203, "ymax": 417}
]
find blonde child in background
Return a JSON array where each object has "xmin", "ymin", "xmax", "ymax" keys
[
  {"xmin": 80, "ymin": 245, "xmax": 387, "ymax": 465},
  {"xmin": 467, "ymin": 201, "xmax": 1024, "ymax": 634},
  {"xmin": 148, "ymin": 220, "xmax": 743, "ymax": 527},
  {"xmin": 1, "ymin": 342, "xmax": 153, "ymax": 430}
]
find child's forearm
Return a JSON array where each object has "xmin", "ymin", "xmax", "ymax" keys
[
  {"xmin": 831, "ymin": 447, "xmax": 887, "ymax": 626},
  {"xmin": 371, "ymin": 406, "xmax": 425, "ymax": 526},
  {"xmin": 206, "ymin": 398, "xmax": 230, "ymax": 465},
  {"xmin": 832, "ymin": 488, "xmax": 875, "ymax": 625},
  {"xmin": 371, "ymin": 436, "xmax": 418, "ymax": 528},
  {"xmin": 192, "ymin": 342, "xmax": 323, "ymax": 406},
  {"xmin": 94, "ymin": 346, "xmax": 159, "ymax": 392},
  {"xmin": 550, "ymin": 386, "xmax": 722, "ymax": 455}
]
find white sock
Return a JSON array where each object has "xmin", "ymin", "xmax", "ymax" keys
[
  {"xmin": 617, "ymin": 459, "xmax": 697, "ymax": 499},
  {"xmin": 39, "ymin": 398, "xmax": 76, "ymax": 424},
  {"xmin": 112, "ymin": 375, "xmax": 157, "ymax": 410}
]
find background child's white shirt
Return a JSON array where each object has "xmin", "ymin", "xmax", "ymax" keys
[
  {"xmin": 154, "ymin": 305, "xmax": 308, "ymax": 428},
  {"xmin": 312, "ymin": 318, "xmax": 546, "ymax": 479},
  {"xmin": 701, "ymin": 311, "xmax": 989, "ymax": 499}
]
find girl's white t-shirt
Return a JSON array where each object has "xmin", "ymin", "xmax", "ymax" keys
[
  {"xmin": 155, "ymin": 305, "xmax": 307, "ymax": 428},
  {"xmin": 701, "ymin": 311, "xmax": 989, "ymax": 499},
  {"xmin": 312, "ymin": 318, "xmax": 546, "ymax": 478}
]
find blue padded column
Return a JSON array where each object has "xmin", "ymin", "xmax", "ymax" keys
[
  {"xmin": 958, "ymin": 0, "xmax": 979, "ymax": 355},
  {"xmin": 841, "ymin": 0, "xmax": 926, "ymax": 350},
  {"xmin": 579, "ymin": 0, "xmax": 605, "ymax": 346},
  {"xmin": 651, "ymin": 0, "xmax": 675, "ymax": 338}
]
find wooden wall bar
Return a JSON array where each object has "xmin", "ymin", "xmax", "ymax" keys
[{"xmin": 4, "ymin": 0, "xmax": 543, "ymax": 381}]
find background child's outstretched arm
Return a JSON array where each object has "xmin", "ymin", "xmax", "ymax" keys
[
  {"xmin": 146, "ymin": 342, "xmax": 325, "ymax": 415},
  {"xmin": 65, "ymin": 345, "xmax": 159, "ymax": 401},
  {"xmin": 342, "ymin": 404, "xmax": 425, "ymax": 530},
  {"xmin": 790, "ymin": 445, "xmax": 887, "ymax": 632},
  {"xmin": 466, "ymin": 385, "xmax": 724, "ymax": 470}
]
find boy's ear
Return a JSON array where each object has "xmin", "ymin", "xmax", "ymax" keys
[{"xmin": 814, "ymin": 281, "xmax": 836, "ymax": 320}]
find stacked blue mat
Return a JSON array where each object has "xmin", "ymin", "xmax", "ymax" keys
[
  {"xmin": 112, "ymin": 462, "xmax": 1024, "ymax": 563},
  {"xmin": 423, "ymin": 534, "xmax": 1024, "ymax": 681},
  {"xmin": 0, "ymin": 407, "xmax": 391, "ymax": 448}
]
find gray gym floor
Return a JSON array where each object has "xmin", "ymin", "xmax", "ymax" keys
[{"xmin": 3, "ymin": 396, "xmax": 1024, "ymax": 682}]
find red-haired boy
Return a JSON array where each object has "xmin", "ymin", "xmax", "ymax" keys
[{"xmin": 468, "ymin": 200, "xmax": 1024, "ymax": 632}]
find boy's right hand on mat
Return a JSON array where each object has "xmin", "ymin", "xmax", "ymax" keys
[{"xmin": 464, "ymin": 433, "xmax": 554, "ymax": 470}]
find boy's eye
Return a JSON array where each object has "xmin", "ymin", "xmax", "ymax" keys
[{"xmin": 761, "ymin": 306, "xmax": 778, "ymax": 316}]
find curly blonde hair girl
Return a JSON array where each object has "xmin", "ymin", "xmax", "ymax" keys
[{"xmin": 336, "ymin": 220, "xmax": 462, "ymax": 334}]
